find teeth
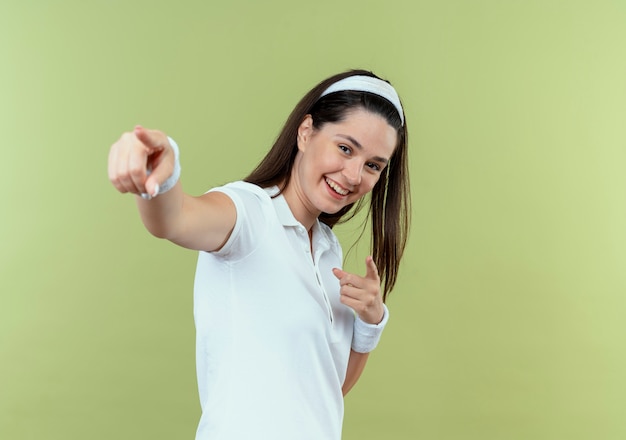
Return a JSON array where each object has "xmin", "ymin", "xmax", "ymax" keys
[{"xmin": 326, "ymin": 178, "xmax": 349, "ymax": 195}]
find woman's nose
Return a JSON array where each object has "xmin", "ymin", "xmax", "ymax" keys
[{"xmin": 343, "ymin": 161, "xmax": 362, "ymax": 186}]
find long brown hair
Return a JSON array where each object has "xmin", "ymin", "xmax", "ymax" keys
[{"xmin": 245, "ymin": 69, "xmax": 410, "ymax": 301}]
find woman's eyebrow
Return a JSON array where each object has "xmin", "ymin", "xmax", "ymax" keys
[
  {"xmin": 337, "ymin": 134, "xmax": 389, "ymax": 164},
  {"xmin": 337, "ymin": 134, "xmax": 363, "ymax": 149}
]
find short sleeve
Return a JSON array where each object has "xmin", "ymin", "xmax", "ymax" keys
[{"xmin": 207, "ymin": 181, "xmax": 273, "ymax": 261}]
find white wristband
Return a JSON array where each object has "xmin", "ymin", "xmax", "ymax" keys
[
  {"xmin": 351, "ymin": 304, "xmax": 389, "ymax": 353},
  {"xmin": 141, "ymin": 136, "xmax": 181, "ymax": 199}
]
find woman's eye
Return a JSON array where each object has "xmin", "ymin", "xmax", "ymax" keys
[
  {"xmin": 338, "ymin": 144, "xmax": 351, "ymax": 154},
  {"xmin": 367, "ymin": 162, "xmax": 381, "ymax": 171}
]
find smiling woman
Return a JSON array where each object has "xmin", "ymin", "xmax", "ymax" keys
[
  {"xmin": 285, "ymin": 110, "xmax": 397, "ymax": 226},
  {"xmin": 107, "ymin": 69, "xmax": 410, "ymax": 440}
]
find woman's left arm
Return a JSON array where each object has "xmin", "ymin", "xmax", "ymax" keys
[
  {"xmin": 333, "ymin": 256, "xmax": 387, "ymax": 396},
  {"xmin": 342, "ymin": 350, "xmax": 370, "ymax": 395}
]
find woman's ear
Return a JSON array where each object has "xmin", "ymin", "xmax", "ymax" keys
[{"xmin": 296, "ymin": 115, "xmax": 314, "ymax": 152}]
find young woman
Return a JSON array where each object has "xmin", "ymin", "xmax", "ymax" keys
[{"xmin": 108, "ymin": 69, "xmax": 410, "ymax": 439}]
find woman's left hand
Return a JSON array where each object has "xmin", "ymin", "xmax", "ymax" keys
[{"xmin": 332, "ymin": 256, "xmax": 385, "ymax": 325}]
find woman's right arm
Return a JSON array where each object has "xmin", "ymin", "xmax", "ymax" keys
[{"xmin": 108, "ymin": 126, "xmax": 236, "ymax": 252}]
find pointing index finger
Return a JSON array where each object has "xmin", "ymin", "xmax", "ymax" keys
[
  {"xmin": 134, "ymin": 125, "xmax": 167, "ymax": 151},
  {"xmin": 332, "ymin": 267, "xmax": 346, "ymax": 280}
]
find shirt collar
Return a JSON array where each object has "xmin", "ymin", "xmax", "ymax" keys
[
  {"xmin": 265, "ymin": 187, "xmax": 329, "ymax": 251},
  {"xmin": 264, "ymin": 186, "xmax": 331, "ymax": 255},
  {"xmin": 264, "ymin": 186, "xmax": 301, "ymax": 227}
]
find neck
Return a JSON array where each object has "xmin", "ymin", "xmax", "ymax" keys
[{"xmin": 281, "ymin": 181, "xmax": 319, "ymax": 231}]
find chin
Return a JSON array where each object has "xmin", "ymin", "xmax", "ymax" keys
[
  {"xmin": 320, "ymin": 208, "xmax": 341, "ymax": 216},
  {"xmin": 320, "ymin": 200, "xmax": 354, "ymax": 216}
]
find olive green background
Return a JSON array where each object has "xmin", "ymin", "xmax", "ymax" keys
[{"xmin": 2, "ymin": 1, "xmax": 626, "ymax": 439}]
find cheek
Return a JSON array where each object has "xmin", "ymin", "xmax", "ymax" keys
[
  {"xmin": 350, "ymin": 175, "xmax": 380, "ymax": 201},
  {"xmin": 363, "ymin": 172, "xmax": 382, "ymax": 189},
  {"xmin": 310, "ymin": 152, "xmax": 340, "ymax": 174}
]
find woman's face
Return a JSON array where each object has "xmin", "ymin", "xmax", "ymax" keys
[{"xmin": 288, "ymin": 108, "xmax": 397, "ymax": 225}]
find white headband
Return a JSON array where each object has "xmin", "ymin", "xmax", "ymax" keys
[{"xmin": 319, "ymin": 75, "xmax": 404, "ymax": 126}]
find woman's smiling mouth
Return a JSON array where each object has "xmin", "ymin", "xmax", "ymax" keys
[{"xmin": 325, "ymin": 177, "xmax": 350, "ymax": 196}]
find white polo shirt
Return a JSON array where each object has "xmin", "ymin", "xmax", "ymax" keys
[{"xmin": 193, "ymin": 181, "xmax": 355, "ymax": 440}]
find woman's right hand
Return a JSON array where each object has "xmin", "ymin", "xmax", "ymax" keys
[
  {"xmin": 108, "ymin": 125, "xmax": 236, "ymax": 252},
  {"xmin": 108, "ymin": 125, "xmax": 176, "ymax": 198}
]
